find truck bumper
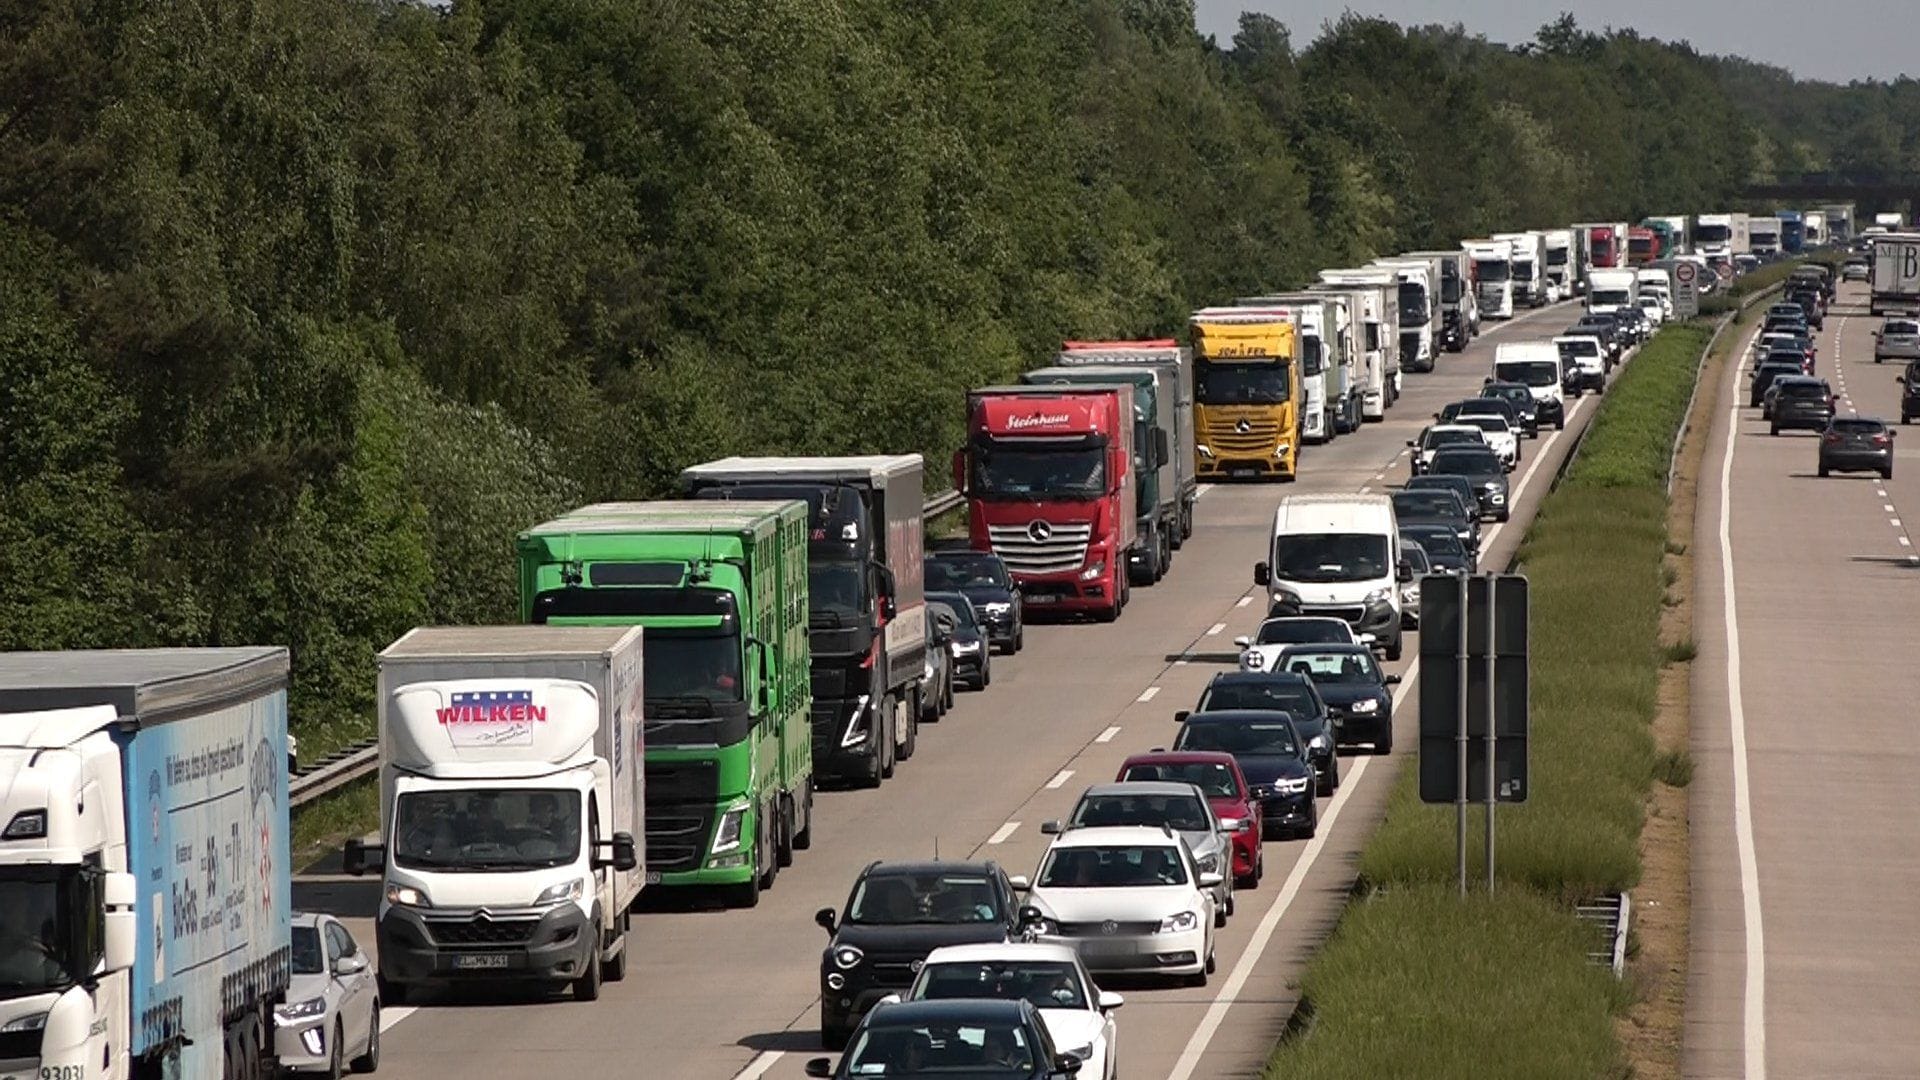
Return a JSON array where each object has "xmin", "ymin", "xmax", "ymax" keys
[
  {"xmin": 1013, "ymin": 572, "xmax": 1122, "ymax": 613},
  {"xmin": 377, "ymin": 903, "xmax": 596, "ymax": 988},
  {"xmin": 1197, "ymin": 448, "xmax": 1296, "ymax": 479}
]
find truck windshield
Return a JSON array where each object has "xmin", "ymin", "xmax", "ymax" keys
[
  {"xmin": 645, "ymin": 630, "xmax": 745, "ymax": 704},
  {"xmin": 1513, "ymin": 260, "xmax": 1534, "ymax": 278},
  {"xmin": 1396, "ymin": 284, "xmax": 1425, "ymax": 322},
  {"xmin": 1590, "ymin": 289, "xmax": 1631, "ymax": 307},
  {"xmin": 1270, "ymin": 533, "xmax": 1389, "ymax": 583},
  {"xmin": 1697, "ymin": 225, "xmax": 1731, "ymax": 243},
  {"xmin": 1497, "ymin": 361, "xmax": 1561, "ymax": 388},
  {"xmin": 971, "ymin": 443, "xmax": 1106, "ymax": 499},
  {"xmin": 1197, "ymin": 361, "xmax": 1292, "ymax": 404},
  {"xmin": 1547, "ymin": 248, "xmax": 1569, "ymax": 266},
  {"xmin": 1440, "ymin": 276, "xmax": 1461, "ymax": 303},
  {"xmin": 392, "ymin": 788, "xmax": 583, "ymax": 872},
  {"xmin": 809, "ymin": 559, "xmax": 865, "ymax": 625},
  {"xmin": 1474, "ymin": 260, "xmax": 1509, "ymax": 283},
  {"xmin": 0, "ymin": 868, "xmax": 85, "ymax": 999}
]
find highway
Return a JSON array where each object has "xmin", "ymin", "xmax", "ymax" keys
[
  {"xmin": 292, "ymin": 299, "xmax": 1603, "ymax": 1079},
  {"xmin": 1687, "ymin": 281, "xmax": 1920, "ymax": 1078}
]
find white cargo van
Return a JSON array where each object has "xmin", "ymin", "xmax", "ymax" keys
[
  {"xmin": 1253, "ymin": 494, "xmax": 1409, "ymax": 661},
  {"xmin": 1492, "ymin": 342, "xmax": 1568, "ymax": 430}
]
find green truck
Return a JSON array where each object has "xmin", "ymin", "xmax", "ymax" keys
[{"xmin": 517, "ymin": 500, "xmax": 813, "ymax": 908}]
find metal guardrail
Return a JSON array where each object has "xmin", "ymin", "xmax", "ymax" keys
[{"xmin": 289, "ymin": 486, "xmax": 970, "ymax": 808}]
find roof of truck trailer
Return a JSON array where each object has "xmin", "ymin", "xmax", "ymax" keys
[
  {"xmin": 0, "ymin": 647, "xmax": 289, "ymax": 723},
  {"xmin": 522, "ymin": 500, "xmax": 802, "ymax": 537},
  {"xmin": 680, "ymin": 455, "xmax": 922, "ymax": 483},
  {"xmin": 381, "ymin": 626, "xmax": 641, "ymax": 660}
]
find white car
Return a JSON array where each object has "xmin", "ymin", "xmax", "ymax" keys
[
  {"xmin": 897, "ymin": 943, "xmax": 1123, "ymax": 1080},
  {"xmin": 1234, "ymin": 616, "xmax": 1365, "ymax": 671},
  {"xmin": 1408, "ymin": 424, "xmax": 1488, "ymax": 475},
  {"xmin": 1554, "ymin": 334, "xmax": 1608, "ymax": 393},
  {"xmin": 1452, "ymin": 414, "xmax": 1518, "ymax": 471},
  {"xmin": 1023, "ymin": 825, "xmax": 1220, "ymax": 986},
  {"xmin": 1637, "ymin": 294, "xmax": 1667, "ymax": 326},
  {"xmin": 276, "ymin": 913, "xmax": 381, "ymax": 1075}
]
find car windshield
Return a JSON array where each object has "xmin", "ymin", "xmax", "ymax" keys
[
  {"xmin": 844, "ymin": 1019, "xmax": 1040, "ymax": 1076},
  {"xmin": 1484, "ymin": 386, "xmax": 1530, "ymax": 406},
  {"xmin": 1496, "ymin": 361, "xmax": 1560, "ymax": 387},
  {"xmin": 1175, "ymin": 719, "xmax": 1300, "ymax": 757},
  {"xmin": 291, "ymin": 926, "xmax": 324, "ymax": 976},
  {"xmin": 1254, "ymin": 619, "xmax": 1347, "ymax": 645},
  {"xmin": 914, "ymin": 960, "xmax": 1088, "ymax": 1011},
  {"xmin": 1405, "ymin": 528, "xmax": 1464, "ymax": 556},
  {"xmin": 847, "ymin": 873, "xmax": 1001, "ymax": 925},
  {"xmin": 1394, "ymin": 492, "xmax": 1464, "ymax": 518},
  {"xmin": 1404, "ymin": 545, "xmax": 1431, "ymax": 573},
  {"xmin": 1459, "ymin": 416, "xmax": 1508, "ymax": 434},
  {"xmin": 1425, "ymin": 428, "xmax": 1483, "ymax": 450},
  {"xmin": 930, "ymin": 594, "xmax": 979, "ymax": 630},
  {"xmin": 1119, "ymin": 761, "xmax": 1239, "ymax": 798},
  {"xmin": 1070, "ymin": 792, "xmax": 1211, "ymax": 832},
  {"xmin": 1269, "ymin": 533, "xmax": 1389, "ymax": 583},
  {"xmin": 1780, "ymin": 382, "xmax": 1828, "ymax": 399},
  {"xmin": 927, "ymin": 556, "xmax": 1010, "ymax": 590},
  {"xmin": 971, "ymin": 444, "xmax": 1105, "ymax": 499},
  {"xmin": 1196, "ymin": 361, "xmax": 1293, "ymax": 405},
  {"xmin": 1557, "ymin": 340, "xmax": 1601, "ymax": 359},
  {"xmin": 1198, "ymin": 680, "xmax": 1318, "ymax": 715},
  {"xmin": 1428, "ymin": 450, "xmax": 1503, "ymax": 478},
  {"xmin": 1038, "ymin": 845, "xmax": 1188, "ymax": 888},
  {"xmin": 392, "ymin": 788, "xmax": 583, "ymax": 872},
  {"xmin": 1280, "ymin": 651, "xmax": 1383, "ymax": 684}
]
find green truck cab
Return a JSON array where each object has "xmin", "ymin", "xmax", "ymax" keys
[{"xmin": 517, "ymin": 500, "xmax": 813, "ymax": 908}]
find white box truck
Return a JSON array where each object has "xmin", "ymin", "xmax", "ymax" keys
[
  {"xmin": 1586, "ymin": 268, "xmax": 1640, "ymax": 317},
  {"xmin": 0, "ymin": 648, "xmax": 292, "ymax": 1079},
  {"xmin": 1493, "ymin": 232, "xmax": 1547, "ymax": 307},
  {"xmin": 1466, "ymin": 239, "xmax": 1514, "ymax": 320},
  {"xmin": 1313, "ymin": 272, "xmax": 1401, "ymax": 417},
  {"xmin": 1246, "ymin": 291, "xmax": 1365, "ymax": 439},
  {"xmin": 345, "ymin": 626, "xmax": 644, "ymax": 1004},
  {"xmin": 1543, "ymin": 229, "xmax": 1575, "ymax": 300},
  {"xmin": 1871, "ymin": 233, "xmax": 1920, "ymax": 316},
  {"xmin": 1370, "ymin": 256, "xmax": 1441, "ymax": 373}
]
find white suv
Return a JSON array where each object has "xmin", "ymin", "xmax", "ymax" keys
[{"xmin": 1021, "ymin": 825, "xmax": 1221, "ymax": 987}]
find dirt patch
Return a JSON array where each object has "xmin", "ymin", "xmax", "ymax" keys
[{"xmin": 1618, "ymin": 313, "xmax": 1749, "ymax": 1077}]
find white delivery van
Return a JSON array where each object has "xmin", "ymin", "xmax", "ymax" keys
[
  {"xmin": 1586, "ymin": 268, "xmax": 1639, "ymax": 316},
  {"xmin": 1636, "ymin": 268, "xmax": 1674, "ymax": 318},
  {"xmin": 1492, "ymin": 342, "xmax": 1568, "ymax": 430},
  {"xmin": 1253, "ymin": 494, "xmax": 1409, "ymax": 661}
]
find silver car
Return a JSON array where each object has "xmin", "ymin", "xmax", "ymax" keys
[
  {"xmin": 275, "ymin": 913, "xmax": 381, "ymax": 1075},
  {"xmin": 1875, "ymin": 317, "xmax": 1920, "ymax": 364},
  {"xmin": 1043, "ymin": 781, "xmax": 1235, "ymax": 924}
]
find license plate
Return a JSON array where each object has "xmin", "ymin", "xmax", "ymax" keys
[
  {"xmin": 1024, "ymin": 594, "xmax": 1056, "ymax": 604},
  {"xmin": 644, "ymin": 870, "xmax": 662, "ymax": 885},
  {"xmin": 453, "ymin": 953, "xmax": 511, "ymax": 970},
  {"xmin": 1230, "ymin": 468, "xmax": 1259, "ymax": 478},
  {"xmin": 1078, "ymin": 938, "xmax": 1136, "ymax": 956}
]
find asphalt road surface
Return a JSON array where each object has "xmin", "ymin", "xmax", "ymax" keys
[
  {"xmin": 293, "ymin": 299, "xmax": 1604, "ymax": 1080},
  {"xmin": 1688, "ymin": 282, "xmax": 1920, "ymax": 1078}
]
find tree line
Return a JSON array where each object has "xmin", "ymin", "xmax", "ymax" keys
[{"xmin": 0, "ymin": 1, "xmax": 1894, "ymax": 743}]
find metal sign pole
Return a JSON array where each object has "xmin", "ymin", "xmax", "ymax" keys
[
  {"xmin": 1456, "ymin": 570, "xmax": 1469, "ymax": 897},
  {"xmin": 1485, "ymin": 574, "xmax": 1498, "ymax": 892}
]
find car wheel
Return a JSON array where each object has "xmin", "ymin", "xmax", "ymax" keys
[
  {"xmin": 1298, "ymin": 799, "xmax": 1319, "ymax": 839},
  {"xmin": 351, "ymin": 1004, "xmax": 380, "ymax": 1073},
  {"xmin": 1819, "ymin": 465, "xmax": 1830, "ymax": 478},
  {"xmin": 1883, "ymin": 466, "xmax": 1894, "ymax": 480},
  {"xmin": 1770, "ymin": 423, "xmax": 1780, "ymax": 436},
  {"xmin": 1014, "ymin": 625, "xmax": 1025, "ymax": 653},
  {"xmin": 326, "ymin": 1021, "xmax": 345, "ymax": 1080},
  {"xmin": 1215, "ymin": 901, "xmax": 1228, "ymax": 928},
  {"xmin": 1377, "ymin": 729, "xmax": 1393, "ymax": 755},
  {"xmin": 1384, "ymin": 632, "xmax": 1403, "ymax": 662},
  {"xmin": 1328, "ymin": 758, "xmax": 1341, "ymax": 792}
]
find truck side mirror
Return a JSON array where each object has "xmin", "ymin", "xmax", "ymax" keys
[
  {"xmin": 1396, "ymin": 560, "xmax": 1414, "ymax": 583},
  {"xmin": 597, "ymin": 831, "xmax": 638, "ymax": 872},
  {"xmin": 1153, "ymin": 428, "xmax": 1170, "ymax": 469},
  {"xmin": 950, "ymin": 448, "xmax": 967, "ymax": 495},
  {"xmin": 343, "ymin": 836, "xmax": 385, "ymax": 877},
  {"xmin": 103, "ymin": 870, "xmax": 136, "ymax": 974},
  {"xmin": 1253, "ymin": 562, "xmax": 1270, "ymax": 587}
]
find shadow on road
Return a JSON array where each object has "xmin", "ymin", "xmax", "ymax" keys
[{"xmin": 738, "ymin": 1029, "xmax": 825, "ymax": 1054}]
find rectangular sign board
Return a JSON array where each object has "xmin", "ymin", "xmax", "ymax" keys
[{"xmin": 1418, "ymin": 573, "xmax": 1530, "ymax": 803}]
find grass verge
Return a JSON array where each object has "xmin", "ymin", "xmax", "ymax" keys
[
  {"xmin": 292, "ymin": 780, "xmax": 378, "ymax": 873},
  {"xmin": 1266, "ymin": 321, "xmax": 1716, "ymax": 1079}
]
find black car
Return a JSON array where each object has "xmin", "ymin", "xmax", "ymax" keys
[
  {"xmin": 1400, "ymin": 524, "xmax": 1472, "ymax": 573},
  {"xmin": 1272, "ymin": 644, "xmax": 1400, "ymax": 755},
  {"xmin": 1763, "ymin": 313, "xmax": 1808, "ymax": 339},
  {"xmin": 926, "ymin": 551, "xmax": 1024, "ymax": 653},
  {"xmin": 927, "ymin": 591, "xmax": 990, "ymax": 690},
  {"xmin": 1480, "ymin": 381, "xmax": 1541, "ymax": 438},
  {"xmin": 1770, "ymin": 377, "xmax": 1835, "ymax": 435},
  {"xmin": 1425, "ymin": 446, "xmax": 1510, "ymax": 522},
  {"xmin": 1785, "ymin": 288, "xmax": 1825, "ymax": 329},
  {"xmin": 1403, "ymin": 474, "xmax": 1484, "ymax": 521},
  {"xmin": 1819, "ymin": 416, "xmax": 1896, "ymax": 479},
  {"xmin": 1440, "ymin": 396, "xmax": 1523, "ymax": 439},
  {"xmin": 1391, "ymin": 488, "xmax": 1480, "ymax": 555},
  {"xmin": 1172, "ymin": 710, "xmax": 1318, "ymax": 838},
  {"xmin": 1750, "ymin": 361, "xmax": 1804, "ymax": 410},
  {"xmin": 1762, "ymin": 347, "xmax": 1811, "ymax": 376},
  {"xmin": 815, "ymin": 861, "xmax": 1027, "ymax": 1048},
  {"xmin": 1185, "ymin": 671, "xmax": 1341, "ymax": 792},
  {"xmin": 806, "ymin": 998, "xmax": 1075, "ymax": 1079},
  {"xmin": 1400, "ymin": 541, "xmax": 1430, "ymax": 628},
  {"xmin": 922, "ymin": 600, "xmax": 957, "ymax": 721},
  {"xmin": 1568, "ymin": 315, "xmax": 1624, "ymax": 363},
  {"xmin": 1901, "ymin": 361, "xmax": 1920, "ymax": 424},
  {"xmin": 1613, "ymin": 303, "xmax": 1651, "ymax": 344}
]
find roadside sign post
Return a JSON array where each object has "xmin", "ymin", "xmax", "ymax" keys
[
  {"xmin": 1673, "ymin": 260, "xmax": 1701, "ymax": 318},
  {"xmin": 1485, "ymin": 577, "xmax": 1497, "ymax": 893},
  {"xmin": 1456, "ymin": 570, "xmax": 1469, "ymax": 897}
]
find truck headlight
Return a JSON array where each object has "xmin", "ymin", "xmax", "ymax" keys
[
  {"xmin": 2, "ymin": 1012, "xmax": 48, "ymax": 1032},
  {"xmin": 1158, "ymin": 911, "xmax": 1199, "ymax": 933},
  {"xmin": 534, "ymin": 877, "xmax": 588, "ymax": 906},
  {"xmin": 1364, "ymin": 587, "xmax": 1393, "ymax": 606},
  {"xmin": 1079, "ymin": 561, "xmax": 1106, "ymax": 582},
  {"xmin": 1350, "ymin": 699, "xmax": 1379, "ymax": 714},
  {"xmin": 275, "ymin": 997, "xmax": 326, "ymax": 1025},
  {"xmin": 1274, "ymin": 443, "xmax": 1292, "ymax": 458},
  {"xmin": 832, "ymin": 945, "xmax": 865, "ymax": 970},
  {"xmin": 384, "ymin": 883, "xmax": 431, "ymax": 908},
  {"xmin": 712, "ymin": 801, "xmax": 751, "ymax": 854},
  {"xmin": 1197, "ymin": 444, "xmax": 1214, "ymax": 458},
  {"xmin": 840, "ymin": 695, "xmax": 872, "ymax": 748}
]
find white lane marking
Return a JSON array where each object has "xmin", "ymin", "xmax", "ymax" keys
[
  {"xmin": 1175, "ymin": 658, "xmax": 1190, "ymax": 667},
  {"xmin": 1137, "ymin": 686, "xmax": 1161, "ymax": 703},
  {"xmin": 1877, "ymin": 489, "xmax": 1888, "ymax": 497},
  {"xmin": 1096, "ymin": 726, "xmax": 1121, "ymax": 744},
  {"xmin": 1894, "ymin": 519, "xmax": 1905, "ymax": 528},
  {"xmin": 1885, "ymin": 504, "xmax": 1897, "ymax": 513},
  {"xmin": 1196, "ymin": 484, "xmax": 1215, "ymax": 498},
  {"xmin": 1718, "ymin": 330, "xmax": 1770, "ymax": 1079},
  {"xmin": 1045, "ymin": 769, "xmax": 1074, "ymax": 789},
  {"xmin": 380, "ymin": 1005, "xmax": 417, "ymax": 1033},
  {"xmin": 1236, "ymin": 596, "xmax": 1253, "ymax": 608},
  {"xmin": 1358, "ymin": 485, "xmax": 1371, "ymax": 494},
  {"xmin": 987, "ymin": 821, "xmax": 1021, "ymax": 845},
  {"xmin": 731, "ymin": 1051, "xmax": 784, "ymax": 1080},
  {"xmin": 1901, "ymin": 537, "xmax": 1912, "ymax": 547},
  {"xmin": 1206, "ymin": 622, "xmax": 1227, "ymax": 636},
  {"xmin": 1166, "ymin": 666, "xmax": 1418, "ymax": 1080}
]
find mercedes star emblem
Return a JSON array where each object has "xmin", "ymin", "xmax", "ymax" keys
[
  {"xmin": 909, "ymin": 959, "xmax": 924, "ymax": 972},
  {"xmin": 1100, "ymin": 920, "xmax": 1119, "ymax": 936},
  {"xmin": 1235, "ymin": 418, "xmax": 1253, "ymax": 434},
  {"xmin": 1027, "ymin": 520, "xmax": 1054, "ymax": 542}
]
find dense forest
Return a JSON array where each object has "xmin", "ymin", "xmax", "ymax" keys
[{"xmin": 0, "ymin": 1, "xmax": 1904, "ymax": 744}]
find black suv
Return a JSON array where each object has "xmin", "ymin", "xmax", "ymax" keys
[
  {"xmin": 816, "ymin": 860, "xmax": 1027, "ymax": 1048},
  {"xmin": 1818, "ymin": 416, "xmax": 1896, "ymax": 479},
  {"xmin": 1425, "ymin": 446, "xmax": 1510, "ymax": 522},
  {"xmin": 1902, "ymin": 361, "xmax": 1920, "ymax": 424},
  {"xmin": 1770, "ymin": 377, "xmax": 1835, "ymax": 435},
  {"xmin": 1187, "ymin": 671, "xmax": 1342, "ymax": 793},
  {"xmin": 926, "ymin": 549, "xmax": 1024, "ymax": 653}
]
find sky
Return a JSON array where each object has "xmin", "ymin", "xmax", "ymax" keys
[{"xmin": 1194, "ymin": 1, "xmax": 1917, "ymax": 84}]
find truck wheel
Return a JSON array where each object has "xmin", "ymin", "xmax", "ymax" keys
[
  {"xmin": 351, "ymin": 1004, "xmax": 380, "ymax": 1073},
  {"xmin": 899, "ymin": 705, "xmax": 917, "ymax": 762},
  {"xmin": 777, "ymin": 794, "xmax": 796, "ymax": 866},
  {"xmin": 573, "ymin": 927, "xmax": 604, "ymax": 999},
  {"xmin": 1154, "ymin": 532, "xmax": 1171, "ymax": 582},
  {"xmin": 879, "ymin": 707, "xmax": 896, "ymax": 780},
  {"xmin": 793, "ymin": 778, "xmax": 815, "ymax": 850}
]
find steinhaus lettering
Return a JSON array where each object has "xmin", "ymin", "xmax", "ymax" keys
[{"xmin": 1006, "ymin": 412, "xmax": 1071, "ymax": 430}]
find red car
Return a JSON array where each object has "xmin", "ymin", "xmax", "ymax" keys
[{"xmin": 1114, "ymin": 751, "xmax": 1264, "ymax": 886}]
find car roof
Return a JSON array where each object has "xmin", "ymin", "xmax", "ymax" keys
[
  {"xmin": 1831, "ymin": 414, "xmax": 1886, "ymax": 425},
  {"xmin": 921, "ymin": 942, "xmax": 1084, "ymax": 966},
  {"xmin": 1430, "ymin": 445, "xmax": 1500, "ymax": 460},
  {"xmin": 864, "ymin": 860, "xmax": 999, "ymax": 878},
  {"xmin": 290, "ymin": 912, "xmax": 327, "ymax": 930},
  {"xmin": 1047, "ymin": 824, "xmax": 1184, "ymax": 848},
  {"xmin": 866, "ymin": 998, "xmax": 1033, "ymax": 1024},
  {"xmin": 1121, "ymin": 749, "xmax": 1239, "ymax": 769},
  {"xmin": 1081, "ymin": 780, "xmax": 1205, "ymax": 799},
  {"xmin": 1259, "ymin": 615, "xmax": 1349, "ymax": 627},
  {"xmin": 1186, "ymin": 707, "xmax": 1297, "ymax": 723},
  {"xmin": 1276, "ymin": 642, "xmax": 1373, "ymax": 657},
  {"xmin": 1209, "ymin": 669, "xmax": 1312, "ymax": 687},
  {"xmin": 1428, "ymin": 423, "xmax": 1483, "ymax": 435}
]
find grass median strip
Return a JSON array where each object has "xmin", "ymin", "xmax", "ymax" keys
[{"xmin": 1264, "ymin": 322, "xmax": 1715, "ymax": 1079}]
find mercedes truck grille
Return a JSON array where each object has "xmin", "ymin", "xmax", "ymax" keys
[
  {"xmin": 1204, "ymin": 416, "xmax": 1284, "ymax": 454},
  {"xmin": 987, "ymin": 522, "xmax": 1093, "ymax": 574}
]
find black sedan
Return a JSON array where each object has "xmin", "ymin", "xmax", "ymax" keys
[
  {"xmin": 1273, "ymin": 644, "xmax": 1400, "ymax": 755},
  {"xmin": 1186, "ymin": 671, "xmax": 1342, "ymax": 793},
  {"xmin": 1750, "ymin": 361, "xmax": 1804, "ymax": 410},
  {"xmin": 1172, "ymin": 710, "xmax": 1318, "ymax": 839},
  {"xmin": 1769, "ymin": 378, "xmax": 1835, "ymax": 435},
  {"xmin": 927, "ymin": 591, "xmax": 991, "ymax": 689},
  {"xmin": 1404, "ymin": 474, "xmax": 1483, "ymax": 516},
  {"xmin": 1424, "ymin": 447, "xmax": 1511, "ymax": 522},
  {"xmin": 1480, "ymin": 381, "xmax": 1541, "ymax": 438},
  {"xmin": 1391, "ymin": 488, "xmax": 1480, "ymax": 556},
  {"xmin": 926, "ymin": 551, "xmax": 1024, "ymax": 653},
  {"xmin": 1400, "ymin": 524, "xmax": 1472, "ymax": 573},
  {"xmin": 1819, "ymin": 417, "xmax": 1896, "ymax": 479},
  {"xmin": 807, "ymin": 998, "xmax": 1075, "ymax": 1079}
]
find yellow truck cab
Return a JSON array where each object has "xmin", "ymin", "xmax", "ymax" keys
[{"xmin": 1188, "ymin": 306, "xmax": 1304, "ymax": 481}]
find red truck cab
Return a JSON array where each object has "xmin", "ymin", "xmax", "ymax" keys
[
  {"xmin": 955, "ymin": 385, "xmax": 1137, "ymax": 621},
  {"xmin": 1588, "ymin": 226, "xmax": 1619, "ymax": 269},
  {"xmin": 1627, "ymin": 227, "xmax": 1657, "ymax": 266},
  {"xmin": 1114, "ymin": 750, "xmax": 1264, "ymax": 885}
]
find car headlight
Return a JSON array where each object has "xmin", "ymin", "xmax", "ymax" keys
[
  {"xmin": 832, "ymin": 945, "xmax": 865, "ymax": 970},
  {"xmin": 1363, "ymin": 587, "xmax": 1393, "ymax": 606},
  {"xmin": 1487, "ymin": 490, "xmax": 1506, "ymax": 503},
  {"xmin": 1196, "ymin": 852, "xmax": 1218, "ymax": 873},
  {"xmin": 981, "ymin": 601, "xmax": 1012, "ymax": 615},
  {"xmin": 1032, "ymin": 916, "xmax": 1060, "ymax": 936},
  {"xmin": 1064, "ymin": 1042, "xmax": 1096, "ymax": 1061},
  {"xmin": 1271, "ymin": 586, "xmax": 1302, "ymax": 605},
  {"xmin": 1, "ymin": 1012, "xmax": 47, "ymax": 1033},
  {"xmin": 954, "ymin": 639, "xmax": 981, "ymax": 653},
  {"xmin": 1349, "ymin": 699, "xmax": 1379, "ymax": 714},
  {"xmin": 1276, "ymin": 776, "xmax": 1311, "ymax": 795},
  {"xmin": 384, "ymin": 883, "xmax": 431, "ymax": 908},
  {"xmin": 1158, "ymin": 910, "xmax": 1200, "ymax": 934},
  {"xmin": 274, "ymin": 997, "xmax": 326, "ymax": 1025},
  {"xmin": 1309, "ymin": 733, "xmax": 1330, "ymax": 751},
  {"xmin": 1079, "ymin": 561, "xmax": 1106, "ymax": 582},
  {"xmin": 1242, "ymin": 650, "xmax": 1265, "ymax": 670},
  {"xmin": 534, "ymin": 877, "xmax": 588, "ymax": 906},
  {"xmin": 711, "ymin": 800, "xmax": 750, "ymax": 854}
]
